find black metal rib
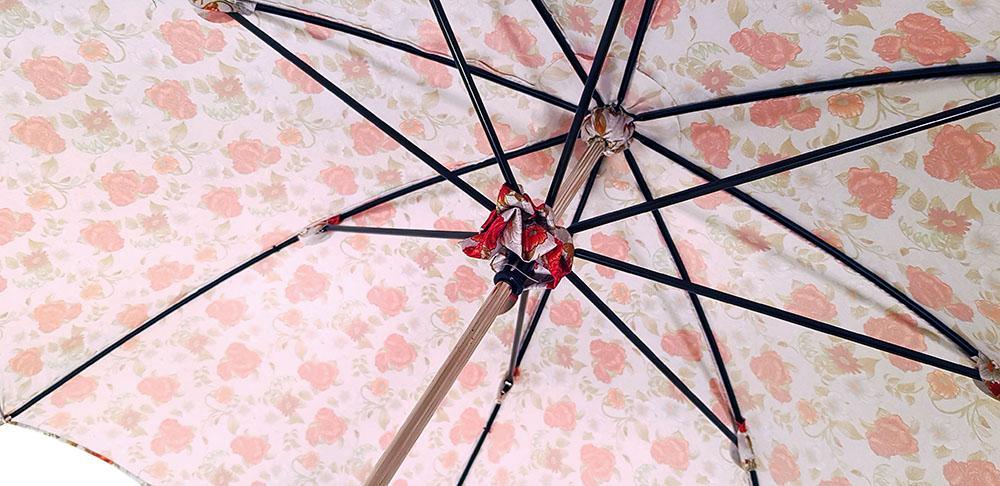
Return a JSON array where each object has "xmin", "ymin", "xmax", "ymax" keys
[
  {"xmin": 456, "ymin": 289, "xmax": 552, "ymax": 485},
  {"xmin": 545, "ymin": 0, "xmax": 626, "ymax": 207},
  {"xmin": 635, "ymin": 61, "xmax": 1000, "ymax": 121},
  {"xmin": 634, "ymin": 133, "xmax": 982, "ymax": 358},
  {"xmin": 326, "ymin": 225, "xmax": 474, "ymax": 239},
  {"xmin": 340, "ymin": 133, "xmax": 566, "ymax": 221},
  {"xmin": 429, "ymin": 0, "xmax": 518, "ymax": 189},
  {"xmin": 231, "ymin": 13, "xmax": 493, "ymax": 209},
  {"xmin": 571, "ymin": 94, "xmax": 1000, "ymax": 232},
  {"xmin": 567, "ymin": 273, "xmax": 738, "ymax": 444},
  {"xmin": 575, "ymin": 249, "xmax": 982, "ymax": 381},
  {"xmin": 622, "ymin": 149, "xmax": 745, "ymax": 425},
  {"xmin": 7, "ymin": 236, "xmax": 300, "ymax": 419},
  {"xmin": 616, "ymin": 0, "xmax": 655, "ymax": 106},
  {"xmin": 254, "ymin": 2, "xmax": 577, "ymax": 112},
  {"xmin": 528, "ymin": 0, "xmax": 603, "ymax": 105}
]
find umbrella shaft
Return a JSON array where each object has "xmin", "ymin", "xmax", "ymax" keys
[
  {"xmin": 365, "ymin": 139, "xmax": 602, "ymax": 485},
  {"xmin": 552, "ymin": 141, "xmax": 604, "ymax": 218},
  {"xmin": 365, "ymin": 282, "xmax": 512, "ymax": 486}
]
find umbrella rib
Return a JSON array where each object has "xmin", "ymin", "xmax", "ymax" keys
[
  {"xmin": 615, "ymin": 0, "xmax": 656, "ymax": 106},
  {"xmin": 6, "ymin": 236, "xmax": 300, "ymax": 420},
  {"xmin": 327, "ymin": 225, "xmax": 475, "ymax": 239},
  {"xmin": 633, "ymin": 133, "xmax": 983, "ymax": 358},
  {"xmin": 340, "ymin": 133, "xmax": 566, "ymax": 221},
  {"xmin": 456, "ymin": 290, "xmax": 552, "ymax": 485},
  {"xmin": 229, "ymin": 12, "xmax": 495, "ymax": 210},
  {"xmin": 574, "ymin": 249, "xmax": 983, "ymax": 381},
  {"xmin": 429, "ymin": 0, "xmax": 519, "ymax": 189},
  {"xmin": 635, "ymin": 61, "xmax": 1000, "ymax": 121},
  {"xmin": 571, "ymin": 93, "xmax": 1000, "ymax": 233},
  {"xmin": 622, "ymin": 149, "xmax": 746, "ymax": 425},
  {"xmin": 567, "ymin": 273, "xmax": 739, "ymax": 444},
  {"xmin": 528, "ymin": 0, "xmax": 603, "ymax": 105},
  {"xmin": 252, "ymin": 2, "xmax": 576, "ymax": 112},
  {"xmin": 545, "ymin": 0, "xmax": 627, "ymax": 207}
]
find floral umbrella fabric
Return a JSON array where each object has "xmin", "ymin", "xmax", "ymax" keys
[{"xmin": 1, "ymin": 0, "xmax": 999, "ymax": 485}]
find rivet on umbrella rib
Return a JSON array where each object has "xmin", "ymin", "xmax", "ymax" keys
[
  {"xmin": 252, "ymin": 1, "xmax": 577, "ymax": 112},
  {"xmin": 574, "ymin": 249, "xmax": 983, "ymax": 382},
  {"xmin": 633, "ymin": 132, "xmax": 984, "ymax": 360},
  {"xmin": 544, "ymin": 0, "xmax": 627, "ymax": 208},
  {"xmin": 571, "ymin": 94, "xmax": 1000, "ymax": 233},
  {"xmin": 567, "ymin": 273, "xmax": 739, "ymax": 444},
  {"xmin": 635, "ymin": 61, "xmax": 1000, "ymax": 121},
  {"xmin": 615, "ymin": 0, "xmax": 656, "ymax": 107},
  {"xmin": 429, "ymin": 0, "xmax": 520, "ymax": 189},
  {"xmin": 528, "ymin": 0, "xmax": 604, "ymax": 105},
  {"xmin": 229, "ymin": 11, "xmax": 496, "ymax": 210}
]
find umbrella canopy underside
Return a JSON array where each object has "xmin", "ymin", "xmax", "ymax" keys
[{"xmin": 1, "ymin": 0, "xmax": 999, "ymax": 484}]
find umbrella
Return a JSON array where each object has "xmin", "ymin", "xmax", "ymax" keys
[{"xmin": 1, "ymin": 0, "xmax": 999, "ymax": 484}]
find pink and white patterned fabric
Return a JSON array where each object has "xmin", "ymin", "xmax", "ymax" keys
[{"xmin": 1, "ymin": 0, "xmax": 998, "ymax": 484}]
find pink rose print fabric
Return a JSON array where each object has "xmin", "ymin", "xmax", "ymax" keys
[{"xmin": 1, "ymin": 1, "xmax": 998, "ymax": 485}]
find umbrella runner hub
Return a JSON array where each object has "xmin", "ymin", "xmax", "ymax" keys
[
  {"xmin": 189, "ymin": 0, "xmax": 256, "ymax": 15},
  {"xmin": 581, "ymin": 105, "xmax": 635, "ymax": 156}
]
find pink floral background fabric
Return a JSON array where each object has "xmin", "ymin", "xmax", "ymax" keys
[{"xmin": 1, "ymin": 0, "xmax": 999, "ymax": 484}]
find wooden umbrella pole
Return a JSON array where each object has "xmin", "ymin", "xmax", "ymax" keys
[{"xmin": 364, "ymin": 139, "xmax": 604, "ymax": 486}]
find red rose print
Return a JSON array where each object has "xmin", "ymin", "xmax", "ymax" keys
[
  {"xmin": 318, "ymin": 164, "xmax": 358, "ymax": 195},
  {"xmin": 730, "ymin": 28, "xmax": 802, "ymax": 71},
  {"xmin": 10, "ymin": 117, "xmax": 65, "ymax": 154},
  {"xmin": 275, "ymin": 54, "xmax": 323, "ymax": 93},
  {"xmin": 375, "ymin": 333, "xmax": 416, "ymax": 372},
  {"xmin": 650, "ymin": 436, "xmax": 689, "ymax": 470},
  {"xmin": 580, "ymin": 444, "xmax": 615, "ymax": 486},
  {"xmin": 874, "ymin": 13, "xmax": 970, "ymax": 66},
  {"xmin": 231, "ymin": 436, "xmax": 269, "ymax": 466},
  {"xmin": 137, "ymin": 376, "xmax": 179, "ymax": 404},
  {"xmin": 923, "ymin": 124, "xmax": 995, "ymax": 182},
  {"xmin": 444, "ymin": 265, "xmax": 488, "ymax": 303},
  {"xmin": 622, "ymin": 0, "xmax": 679, "ymax": 39},
  {"xmin": 226, "ymin": 138, "xmax": 280, "ymax": 174},
  {"xmin": 0, "ymin": 208, "xmax": 34, "ymax": 245},
  {"xmin": 145, "ymin": 80, "xmax": 197, "ymax": 119},
  {"xmin": 590, "ymin": 339, "xmax": 626, "ymax": 383},
  {"xmin": 769, "ymin": 443, "xmax": 800, "ymax": 484},
  {"xmin": 151, "ymin": 419, "xmax": 193, "ymax": 455},
  {"xmin": 866, "ymin": 414, "xmax": 918, "ymax": 457},
  {"xmin": 750, "ymin": 350, "xmax": 792, "ymax": 402},
  {"xmin": 845, "ymin": 167, "xmax": 897, "ymax": 219},
  {"xmin": 450, "ymin": 408, "xmax": 484, "ymax": 445},
  {"xmin": 216, "ymin": 342, "xmax": 261, "ymax": 380},
  {"xmin": 690, "ymin": 122, "xmax": 732, "ymax": 168},
  {"xmin": 21, "ymin": 56, "xmax": 90, "ymax": 100},
  {"xmin": 306, "ymin": 408, "xmax": 347, "ymax": 445},
  {"xmin": 159, "ymin": 19, "xmax": 225, "ymax": 64},
  {"xmin": 943, "ymin": 459, "xmax": 1000, "ymax": 486},
  {"xmin": 32, "ymin": 299, "xmax": 82, "ymax": 333},
  {"xmin": 367, "ymin": 285, "xmax": 408, "ymax": 316},
  {"xmin": 785, "ymin": 284, "xmax": 837, "ymax": 321},
  {"xmin": 661, "ymin": 329, "xmax": 703, "ymax": 362},
  {"xmin": 864, "ymin": 311, "xmax": 926, "ymax": 371},
  {"xmin": 543, "ymin": 400, "xmax": 577, "ymax": 432},
  {"xmin": 549, "ymin": 298, "xmax": 583, "ymax": 328},
  {"xmin": 285, "ymin": 265, "xmax": 330, "ymax": 303},
  {"xmin": 485, "ymin": 16, "xmax": 544, "ymax": 67}
]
